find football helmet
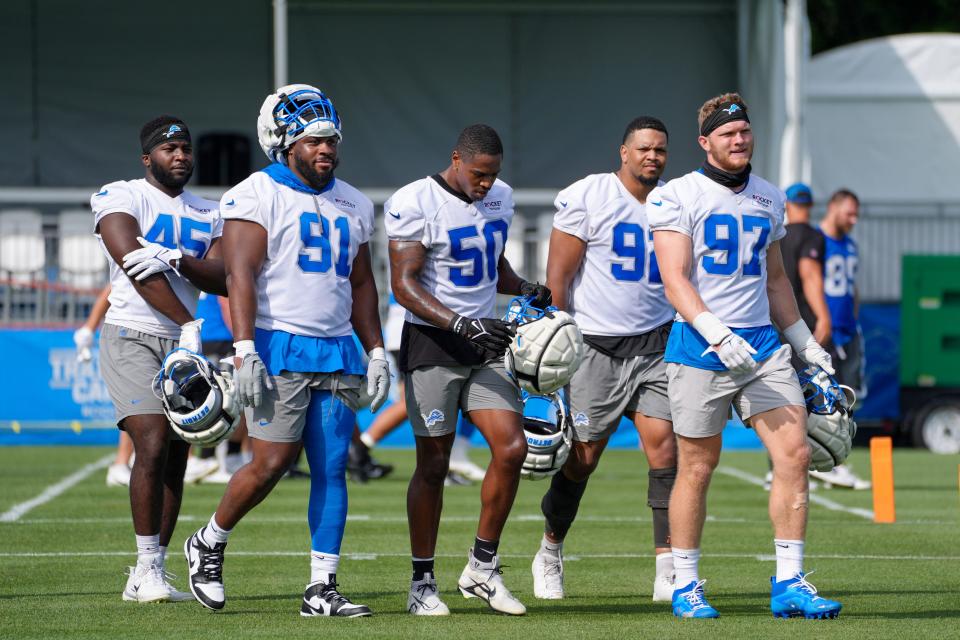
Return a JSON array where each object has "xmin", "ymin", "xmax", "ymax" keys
[
  {"xmin": 257, "ymin": 84, "xmax": 341, "ymax": 164},
  {"xmin": 798, "ymin": 366, "xmax": 857, "ymax": 471},
  {"xmin": 503, "ymin": 296, "xmax": 583, "ymax": 395},
  {"xmin": 153, "ymin": 350, "xmax": 241, "ymax": 446},
  {"xmin": 521, "ymin": 392, "xmax": 573, "ymax": 480}
]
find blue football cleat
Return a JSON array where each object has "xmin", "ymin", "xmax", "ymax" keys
[
  {"xmin": 672, "ymin": 579, "xmax": 720, "ymax": 619},
  {"xmin": 770, "ymin": 571, "xmax": 842, "ymax": 619}
]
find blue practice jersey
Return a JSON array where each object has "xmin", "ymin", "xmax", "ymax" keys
[{"xmin": 820, "ymin": 230, "xmax": 858, "ymax": 346}]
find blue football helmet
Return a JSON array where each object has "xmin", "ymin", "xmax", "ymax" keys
[
  {"xmin": 798, "ymin": 366, "xmax": 857, "ymax": 471},
  {"xmin": 798, "ymin": 366, "xmax": 854, "ymax": 415},
  {"xmin": 521, "ymin": 391, "xmax": 572, "ymax": 480},
  {"xmin": 503, "ymin": 296, "xmax": 583, "ymax": 395},
  {"xmin": 257, "ymin": 84, "xmax": 341, "ymax": 163}
]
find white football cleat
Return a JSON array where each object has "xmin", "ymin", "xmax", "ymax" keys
[
  {"xmin": 458, "ymin": 551, "xmax": 526, "ymax": 615},
  {"xmin": 122, "ymin": 562, "xmax": 171, "ymax": 603},
  {"xmin": 809, "ymin": 464, "xmax": 871, "ymax": 490},
  {"xmin": 184, "ymin": 529, "xmax": 226, "ymax": 610},
  {"xmin": 200, "ymin": 469, "xmax": 233, "ymax": 484},
  {"xmin": 407, "ymin": 573, "xmax": 450, "ymax": 616},
  {"xmin": 532, "ymin": 548, "xmax": 564, "ymax": 599},
  {"xmin": 653, "ymin": 571, "xmax": 676, "ymax": 602},
  {"xmin": 183, "ymin": 457, "xmax": 219, "ymax": 484},
  {"xmin": 106, "ymin": 463, "xmax": 131, "ymax": 488},
  {"xmin": 448, "ymin": 459, "xmax": 487, "ymax": 482}
]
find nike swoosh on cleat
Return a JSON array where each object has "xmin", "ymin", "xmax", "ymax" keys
[
  {"xmin": 226, "ymin": 199, "xmax": 236, "ymax": 206},
  {"xmin": 388, "ymin": 211, "xmax": 401, "ymax": 219},
  {"xmin": 96, "ymin": 189, "xmax": 109, "ymax": 196},
  {"xmin": 559, "ymin": 201, "xmax": 568, "ymax": 207}
]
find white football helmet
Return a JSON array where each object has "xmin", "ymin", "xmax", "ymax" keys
[
  {"xmin": 521, "ymin": 392, "xmax": 573, "ymax": 480},
  {"xmin": 153, "ymin": 350, "xmax": 241, "ymax": 446},
  {"xmin": 257, "ymin": 84, "xmax": 341, "ymax": 164},
  {"xmin": 798, "ymin": 366, "xmax": 858, "ymax": 471},
  {"xmin": 503, "ymin": 297, "xmax": 583, "ymax": 395}
]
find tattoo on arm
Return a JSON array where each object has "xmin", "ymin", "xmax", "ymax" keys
[{"xmin": 389, "ymin": 240, "xmax": 457, "ymax": 329}]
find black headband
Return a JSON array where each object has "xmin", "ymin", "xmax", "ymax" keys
[
  {"xmin": 141, "ymin": 120, "xmax": 191, "ymax": 154},
  {"xmin": 699, "ymin": 101, "xmax": 750, "ymax": 137}
]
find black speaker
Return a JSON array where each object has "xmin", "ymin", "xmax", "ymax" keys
[{"xmin": 196, "ymin": 133, "xmax": 252, "ymax": 186}]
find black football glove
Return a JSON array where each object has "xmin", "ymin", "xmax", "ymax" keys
[
  {"xmin": 520, "ymin": 281, "xmax": 553, "ymax": 308},
  {"xmin": 449, "ymin": 314, "xmax": 516, "ymax": 354}
]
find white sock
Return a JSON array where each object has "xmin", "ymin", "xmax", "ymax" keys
[
  {"xmin": 136, "ymin": 534, "xmax": 160, "ymax": 567},
  {"xmin": 672, "ymin": 547, "xmax": 700, "ymax": 587},
  {"xmin": 539, "ymin": 534, "xmax": 563, "ymax": 558},
  {"xmin": 359, "ymin": 432, "xmax": 377, "ymax": 449},
  {"xmin": 774, "ymin": 539, "xmax": 804, "ymax": 582},
  {"xmin": 310, "ymin": 551, "xmax": 340, "ymax": 584},
  {"xmin": 215, "ymin": 440, "xmax": 229, "ymax": 469},
  {"xmin": 450, "ymin": 434, "xmax": 470, "ymax": 464},
  {"xmin": 655, "ymin": 551, "xmax": 674, "ymax": 578},
  {"xmin": 201, "ymin": 514, "xmax": 231, "ymax": 547}
]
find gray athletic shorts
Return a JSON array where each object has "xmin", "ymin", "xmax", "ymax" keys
[
  {"xmin": 404, "ymin": 360, "xmax": 522, "ymax": 437},
  {"xmin": 99, "ymin": 323, "xmax": 176, "ymax": 425},
  {"xmin": 246, "ymin": 371, "xmax": 362, "ymax": 443},
  {"xmin": 567, "ymin": 343, "xmax": 671, "ymax": 442},
  {"xmin": 666, "ymin": 344, "xmax": 805, "ymax": 438}
]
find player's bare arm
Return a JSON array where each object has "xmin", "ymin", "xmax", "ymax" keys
[
  {"xmin": 98, "ymin": 212, "xmax": 193, "ymax": 325},
  {"xmin": 222, "ymin": 219, "xmax": 267, "ymax": 342},
  {"xmin": 349, "ymin": 242, "xmax": 384, "ymax": 353},
  {"xmin": 545, "ymin": 228, "xmax": 586, "ymax": 311},
  {"xmin": 766, "ymin": 241, "xmax": 803, "ymax": 330},
  {"xmin": 495, "ymin": 253, "xmax": 525, "ymax": 296},
  {"xmin": 389, "ymin": 239, "xmax": 457, "ymax": 329},
  {"xmin": 176, "ymin": 237, "xmax": 227, "ymax": 296},
  {"xmin": 798, "ymin": 255, "xmax": 832, "ymax": 344},
  {"xmin": 652, "ymin": 230, "xmax": 709, "ymax": 328}
]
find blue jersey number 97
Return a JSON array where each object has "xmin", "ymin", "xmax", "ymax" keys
[
  {"xmin": 702, "ymin": 213, "xmax": 770, "ymax": 277},
  {"xmin": 611, "ymin": 222, "xmax": 661, "ymax": 284}
]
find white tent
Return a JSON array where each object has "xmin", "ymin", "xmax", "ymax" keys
[{"xmin": 807, "ymin": 33, "xmax": 960, "ymax": 203}]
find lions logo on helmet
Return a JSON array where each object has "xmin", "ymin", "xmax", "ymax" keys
[
  {"xmin": 798, "ymin": 366, "xmax": 857, "ymax": 472},
  {"xmin": 257, "ymin": 84, "xmax": 342, "ymax": 164},
  {"xmin": 153, "ymin": 350, "xmax": 241, "ymax": 446},
  {"xmin": 503, "ymin": 296, "xmax": 583, "ymax": 395},
  {"xmin": 521, "ymin": 392, "xmax": 573, "ymax": 480}
]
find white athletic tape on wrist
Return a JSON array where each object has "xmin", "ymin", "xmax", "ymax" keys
[
  {"xmin": 691, "ymin": 311, "xmax": 731, "ymax": 346},
  {"xmin": 234, "ymin": 340, "xmax": 256, "ymax": 358}
]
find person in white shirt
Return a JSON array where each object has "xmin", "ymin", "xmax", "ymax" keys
[
  {"xmin": 94, "ymin": 116, "xmax": 226, "ymax": 603},
  {"xmin": 182, "ymin": 85, "xmax": 388, "ymax": 618},
  {"xmin": 386, "ymin": 124, "xmax": 550, "ymax": 616},
  {"xmin": 531, "ymin": 117, "xmax": 678, "ymax": 603},
  {"xmin": 649, "ymin": 93, "xmax": 841, "ymax": 619}
]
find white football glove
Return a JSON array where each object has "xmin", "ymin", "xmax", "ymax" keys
[
  {"xmin": 693, "ymin": 311, "xmax": 758, "ymax": 375},
  {"xmin": 178, "ymin": 319, "xmax": 203, "ymax": 354},
  {"xmin": 366, "ymin": 347, "xmax": 390, "ymax": 413},
  {"xmin": 783, "ymin": 319, "xmax": 835, "ymax": 375},
  {"xmin": 73, "ymin": 326, "xmax": 94, "ymax": 363},
  {"xmin": 122, "ymin": 236, "xmax": 183, "ymax": 281},
  {"xmin": 234, "ymin": 340, "xmax": 274, "ymax": 408}
]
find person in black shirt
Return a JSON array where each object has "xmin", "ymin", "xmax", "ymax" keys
[{"xmin": 781, "ymin": 183, "xmax": 831, "ymax": 349}]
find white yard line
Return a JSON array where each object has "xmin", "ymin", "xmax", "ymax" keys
[
  {"xmin": 0, "ymin": 550, "xmax": 955, "ymax": 562},
  {"xmin": 716, "ymin": 465, "xmax": 875, "ymax": 521},
  {"xmin": 0, "ymin": 454, "xmax": 114, "ymax": 523}
]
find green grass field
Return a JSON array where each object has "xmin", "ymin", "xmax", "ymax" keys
[{"xmin": 1, "ymin": 446, "xmax": 958, "ymax": 639}]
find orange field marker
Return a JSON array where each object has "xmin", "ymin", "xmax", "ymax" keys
[{"xmin": 870, "ymin": 436, "xmax": 895, "ymax": 523}]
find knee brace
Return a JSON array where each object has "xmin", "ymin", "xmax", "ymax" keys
[
  {"xmin": 648, "ymin": 466, "xmax": 676, "ymax": 548},
  {"xmin": 540, "ymin": 471, "xmax": 589, "ymax": 541}
]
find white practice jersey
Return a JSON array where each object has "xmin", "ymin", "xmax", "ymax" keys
[
  {"xmin": 92, "ymin": 179, "xmax": 221, "ymax": 339},
  {"xmin": 553, "ymin": 173, "xmax": 673, "ymax": 336},
  {"xmin": 221, "ymin": 173, "xmax": 374, "ymax": 337},
  {"xmin": 384, "ymin": 176, "xmax": 515, "ymax": 325},
  {"xmin": 647, "ymin": 171, "xmax": 786, "ymax": 327}
]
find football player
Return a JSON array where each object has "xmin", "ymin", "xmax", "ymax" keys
[
  {"xmin": 93, "ymin": 116, "xmax": 226, "ymax": 602},
  {"xmin": 649, "ymin": 93, "xmax": 842, "ymax": 619},
  {"xmin": 183, "ymin": 85, "xmax": 389, "ymax": 617},
  {"xmin": 532, "ymin": 117, "xmax": 678, "ymax": 602},
  {"xmin": 386, "ymin": 124, "xmax": 550, "ymax": 616}
]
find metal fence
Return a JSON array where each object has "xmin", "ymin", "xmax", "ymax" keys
[{"xmin": 1, "ymin": 188, "xmax": 958, "ymax": 326}]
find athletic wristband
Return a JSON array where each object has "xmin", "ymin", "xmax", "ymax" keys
[
  {"xmin": 233, "ymin": 339, "xmax": 256, "ymax": 358},
  {"xmin": 782, "ymin": 319, "xmax": 814, "ymax": 351},
  {"xmin": 368, "ymin": 346, "xmax": 386, "ymax": 362},
  {"xmin": 691, "ymin": 311, "xmax": 732, "ymax": 346}
]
